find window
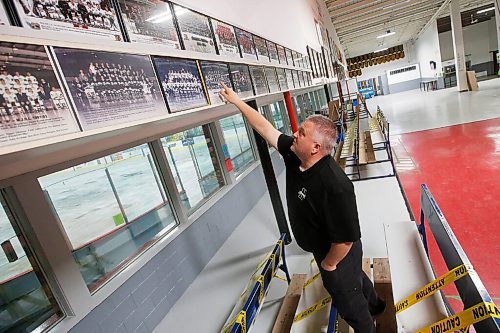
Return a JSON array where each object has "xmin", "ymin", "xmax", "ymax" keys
[
  {"xmin": 161, "ymin": 125, "xmax": 224, "ymax": 211},
  {"xmin": 269, "ymin": 101, "xmax": 291, "ymax": 135},
  {"xmin": 38, "ymin": 144, "xmax": 177, "ymax": 291},
  {"xmin": 219, "ymin": 114, "xmax": 256, "ymax": 176},
  {"xmin": 0, "ymin": 195, "xmax": 62, "ymax": 332}
]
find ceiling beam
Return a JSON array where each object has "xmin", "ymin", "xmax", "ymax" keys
[
  {"xmin": 328, "ymin": 0, "xmax": 385, "ymax": 17},
  {"xmin": 336, "ymin": 7, "xmax": 437, "ymax": 35},
  {"xmin": 339, "ymin": 19, "xmax": 425, "ymax": 42},
  {"xmin": 415, "ymin": 0, "xmax": 451, "ymax": 39},
  {"xmin": 333, "ymin": 0, "xmax": 436, "ymax": 26},
  {"xmin": 329, "ymin": 0, "xmax": 399, "ymax": 19}
]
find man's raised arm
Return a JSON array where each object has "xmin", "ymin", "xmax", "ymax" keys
[{"xmin": 219, "ymin": 83, "xmax": 281, "ymax": 150}]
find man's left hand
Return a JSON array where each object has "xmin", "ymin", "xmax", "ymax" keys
[{"xmin": 321, "ymin": 260, "xmax": 337, "ymax": 272}]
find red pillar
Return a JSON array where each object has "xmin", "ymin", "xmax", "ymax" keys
[{"xmin": 283, "ymin": 91, "xmax": 298, "ymax": 133}]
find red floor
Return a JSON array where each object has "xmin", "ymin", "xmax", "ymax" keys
[{"xmin": 393, "ymin": 118, "xmax": 500, "ymax": 311}]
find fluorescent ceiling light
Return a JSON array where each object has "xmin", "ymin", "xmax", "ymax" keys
[
  {"xmin": 377, "ymin": 31, "xmax": 396, "ymax": 39},
  {"xmin": 374, "ymin": 48, "xmax": 388, "ymax": 53},
  {"xmin": 477, "ymin": 7, "xmax": 494, "ymax": 14}
]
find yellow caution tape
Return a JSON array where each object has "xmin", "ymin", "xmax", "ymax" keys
[
  {"xmin": 303, "ymin": 272, "xmax": 321, "ymax": 289},
  {"xmin": 293, "ymin": 296, "xmax": 332, "ymax": 323},
  {"xmin": 415, "ymin": 301, "xmax": 500, "ymax": 333},
  {"xmin": 395, "ymin": 264, "xmax": 471, "ymax": 313},
  {"xmin": 274, "ymin": 274, "xmax": 288, "ymax": 282},
  {"xmin": 235, "ymin": 310, "xmax": 247, "ymax": 333}
]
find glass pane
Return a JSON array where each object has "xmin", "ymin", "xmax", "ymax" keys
[
  {"xmin": 0, "ymin": 197, "xmax": 62, "ymax": 332},
  {"xmin": 276, "ymin": 101, "xmax": 292, "ymax": 135},
  {"xmin": 219, "ymin": 114, "xmax": 256, "ymax": 176},
  {"xmin": 161, "ymin": 125, "xmax": 224, "ymax": 211},
  {"xmin": 269, "ymin": 103, "xmax": 285, "ymax": 133},
  {"xmin": 39, "ymin": 144, "xmax": 176, "ymax": 291}
]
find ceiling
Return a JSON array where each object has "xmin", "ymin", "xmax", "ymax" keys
[{"xmin": 325, "ymin": 0, "xmax": 496, "ymax": 58}]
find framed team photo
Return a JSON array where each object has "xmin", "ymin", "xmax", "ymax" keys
[
  {"xmin": 293, "ymin": 51, "xmax": 301, "ymax": 68},
  {"xmin": 253, "ymin": 36, "xmax": 269, "ymax": 63},
  {"xmin": 249, "ymin": 66, "xmax": 269, "ymax": 95},
  {"xmin": 0, "ymin": 42, "xmax": 80, "ymax": 148},
  {"xmin": 276, "ymin": 68, "xmax": 287, "ymax": 91},
  {"xmin": 234, "ymin": 28, "xmax": 257, "ymax": 60},
  {"xmin": 285, "ymin": 48, "xmax": 294, "ymax": 67},
  {"xmin": 173, "ymin": 4, "xmax": 216, "ymax": 54},
  {"xmin": 307, "ymin": 72, "xmax": 312, "ymax": 86},
  {"xmin": 199, "ymin": 61, "xmax": 232, "ymax": 105},
  {"xmin": 228, "ymin": 63, "xmax": 253, "ymax": 98},
  {"xmin": 13, "ymin": 0, "xmax": 123, "ymax": 41},
  {"xmin": 285, "ymin": 69, "xmax": 294, "ymax": 89},
  {"xmin": 292, "ymin": 70, "xmax": 299, "ymax": 88},
  {"xmin": 267, "ymin": 41, "xmax": 279, "ymax": 64},
  {"xmin": 116, "ymin": 0, "xmax": 180, "ymax": 48},
  {"xmin": 298, "ymin": 71, "xmax": 305, "ymax": 87},
  {"xmin": 211, "ymin": 19, "xmax": 239, "ymax": 58},
  {"xmin": 264, "ymin": 67, "xmax": 279, "ymax": 93},
  {"xmin": 277, "ymin": 45, "xmax": 287, "ymax": 65},
  {"xmin": 152, "ymin": 57, "xmax": 207, "ymax": 112},
  {"xmin": 53, "ymin": 47, "xmax": 166, "ymax": 130}
]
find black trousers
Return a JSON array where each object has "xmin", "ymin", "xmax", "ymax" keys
[{"xmin": 314, "ymin": 240, "xmax": 379, "ymax": 333}]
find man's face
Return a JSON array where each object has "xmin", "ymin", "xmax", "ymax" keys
[{"xmin": 291, "ymin": 121, "xmax": 320, "ymax": 161}]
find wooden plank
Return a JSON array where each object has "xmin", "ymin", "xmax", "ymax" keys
[
  {"xmin": 373, "ymin": 258, "xmax": 397, "ymax": 333},
  {"xmin": 362, "ymin": 258, "xmax": 372, "ymax": 281},
  {"xmin": 272, "ymin": 274, "xmax": 307, "ymax": 333},
  {"xmin": 364, "ymin": 131, "xmax": 376, "ymax": 163},
  {"xmin": 339, "ymin": 158, "xmax": 346, "ymax": 170},
  {"xmin": 358, "ymin": 134, "xmax": 367, "ymax": 165}
]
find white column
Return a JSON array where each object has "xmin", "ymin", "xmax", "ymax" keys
[
  {"xmin": 495, "ymin": 0, "xmax": 500, "ymax": 74},
  {"xmin": 450, "ymin": 0, "xmax": 468, "ymax": 91}
]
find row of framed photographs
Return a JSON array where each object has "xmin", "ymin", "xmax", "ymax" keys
[
  {"xmin": 0, "ymin": 0, "xmax": 310, "ymax": 68},
  {"xmin": 0, "ymin": 41, "xmax": 312, "ymax": 148}
]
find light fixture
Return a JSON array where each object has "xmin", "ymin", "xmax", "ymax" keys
[
  {"xmin": 477, "ymin": 7, "xmax": 494, "ymax": 14},
  {"xmin": 374, "ymin": 48, "xmax": 388, "ymax": 53},
  {"xmin": 377, "ymin": 30, "xmax": 396, "ymax": 39}
]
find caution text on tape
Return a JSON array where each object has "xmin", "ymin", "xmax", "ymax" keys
[
  {"xmin": 415, "ymin": 301, "xmax": 499, "ymax": 333},
  {"xmin": 293, "ymin": 296, "xmax": 332, "ymax": 323},
  {"xmin": 395, "ymin": 264, "xmax": 471, "ymax": 313}
]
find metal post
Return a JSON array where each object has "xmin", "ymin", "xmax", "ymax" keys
[
  {"xmin": 283, "ymin": 91, "xmax": 298, "ymax": 133},
  {"xmin": 147, "ymin": 154, "xmax": 167, "ymax": 203},
  {"xmin": 105, "ymin": 168, "xmax": 128, "ymax": 223},
  {"xmin": 247, "ymin": 100, "xmax": 291, "ymax": 244}
]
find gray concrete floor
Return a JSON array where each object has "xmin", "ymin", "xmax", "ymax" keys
[{"xmin": 154, "ymin": 77, "xmax": 500, "ymax": 333}]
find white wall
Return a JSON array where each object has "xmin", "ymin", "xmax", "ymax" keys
[
  {"xmin": 171, "ymin": 0, "xmax": 341, "ymax": 57},
  {"xmin": 439, "ymin": 18, "xmax": 498, "ymax": 65},
  {"xmin": 414, "ymin": 21, "xmax": 442, "ymax": 78}
]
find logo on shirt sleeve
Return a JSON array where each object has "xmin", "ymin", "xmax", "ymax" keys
[{"xmin": 298, "ymin": 187, "xmax": 307, "ymax": 201}]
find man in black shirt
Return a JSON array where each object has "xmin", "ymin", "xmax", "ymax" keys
[{"xmin": 220, "ymin": 83, "xmax": 385, "ymax": 332}]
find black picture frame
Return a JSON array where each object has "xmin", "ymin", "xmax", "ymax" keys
[
  {"xmin": 267, "ymin": 41, "xmax": 279, "ymax": 64},
  {"xmin": 285, "ymin": 48, "xmax": 294, "ymax": 67},
  {"xmin": 151, "ymin": 56, "xmax": 207, "ymax": 112},
  {"xmin": 199, "ymin": 61, "xmax": 232, "ymax": 105},
  {"xmin": 276, "ymin": 45, "xmax": 287, "ymax": 65},
  {"xmin": 249, "ymin": 66, "xmax": 269, "ymax": 95},
  {"xmin": 234, "ymin": 28, "xmax": 257, "ymax": 60},
  {"xmin": 228, "ymin": 63, "xmax": 254, "ymax": 98},
  {"xmin": 285, "ymin": 69, "xmax": 294, "ymax": 89},
  {"xmin": 53, "ymin": 47, "xmax": 167, "ymax": 129},
  {"xmin": 253, "ymin": 35, "xmax": 270, "ymax": 63},
  {"xmin": 264, "ymin": 67, "xmax": 279, "ymax": 93},
  {"xmin": 210, "ymin": 18, "xmax": 240, "ymax": 58},
  {"xmin": 12, "ymin": 0, "xmax": 124, "ymax": 41},
  {"xmin": 276, "ymin": 68, "xmax": 287, "ymax": 91},
  {"xmin": 172, "ymin": 4, "xmax": 217, "ymax": 54}
]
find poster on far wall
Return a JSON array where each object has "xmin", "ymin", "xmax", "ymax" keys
[
  {"xmin": 0, "ymin": 42, "xmax": 80, "ymax": 148},
  {"xmin": 265, "ymin": 67, "xmax": 279, "ymax": 93},
  {"xmin": 229, "ymin": 63, "xmax": 253, "ymax": 98},
  {"xmin": 267, "ymin": 41, "xmax": 279, "ymax": 64},
  {"xmin": 117, "ymin": 0, "xmax": 180, "ymax": 49},
  {"xmin": 277, "ymin": 45, "xmax": 287, "ymax": 65},
  {"xmin": 211, "ymin": 19, "xmax": 239, "ymax": 58},
  {"xmin": 199, "ymin": 61, "xmax": 232, "ymax": 105},
  {"xmin": 249, "ymin": 66, "xmax": 269, "ymax": 95},
  {"xmin": 253, "ymin": 36, "xmax": 269, "ymax": 63},
  {"xmin": 53, "ymin": 47, "xmax": 167, "ymax": 130},
  {"xmin": 234, "ymin": 28, "xmax": 257, "ymax": 60},
  {"xmin": 152, "ymin": 57, "xmax": 207, "ymax": 112},
  {"xmin": 285, "ymin": 69, "xmax": 294, "ymax": 89},
  {"xmin": 276, "ymin": 68, "xmax": 287, "ymax": 91},
  {"xmin": 173, "ymin": 4, "xmax": 216, "ymax": 54},
  {"xmin": 13, "ymin": 0, "xmax": 123, "ymax": 41}
]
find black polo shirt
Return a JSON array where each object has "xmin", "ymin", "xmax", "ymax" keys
[{"xmin": 277, "ymin": 134, "xmax": 361, "ymax": 258}]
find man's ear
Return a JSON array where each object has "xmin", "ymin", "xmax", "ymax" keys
[{"xmin": 311, "ymin": 142, "xmax": 321, "ymax": 154}]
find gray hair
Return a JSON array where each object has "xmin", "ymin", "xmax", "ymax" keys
[{"xmin": 305, "ymin": 115, "xmax": 337, "ymax": 154}]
